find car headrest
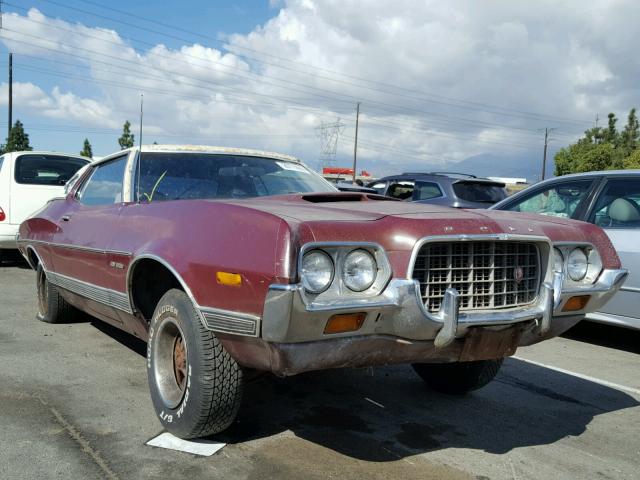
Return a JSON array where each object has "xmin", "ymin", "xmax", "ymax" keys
[{"xmin": 607, "ymin": 197, "xmax": 640, "ymax": 222}]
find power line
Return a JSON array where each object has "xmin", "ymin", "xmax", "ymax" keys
[
  {"xmin": 9, "ymin": 1, "xmax": 590, "ymax": 128},
  {"xmin": 5, "ymin": 34, "xmax": 561, "ymax": 145},
  {"xmin": 1, "ymin": 9, "xmax": 590, "ymax": 139},
  {"xmin": 40, "ymin": 0, "xmax": 590, "ymax": 127}
]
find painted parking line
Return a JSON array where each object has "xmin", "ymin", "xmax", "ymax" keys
[{"xmin": 512, "ymin": 356, "xmax": 640, "ymax": 397}]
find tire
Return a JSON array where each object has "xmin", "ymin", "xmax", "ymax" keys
[
  {"xmin": 147, "ymin": 289, "xmax": 243, "ymax": 439},
  {"xmin": 36, "ymin": 264, "xmax": 77, "ymax": 323},
  {"xmin": 412, "ymin": 359, "xmax": 503, "ymax": 395}
]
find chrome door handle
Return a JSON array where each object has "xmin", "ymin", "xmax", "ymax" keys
[{"xmin": 61, "ymin": 215, "xmax": 71, "ymax": 222}]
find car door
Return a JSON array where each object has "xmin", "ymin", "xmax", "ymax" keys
[
  {"xmin": 585, "ymin": 176, "xmax": 640, "ymax": 326},
  {"xmin": 49, "ymin": 153, "xmax": 131, "ymax": 324},
  {"xmin": 498, "ymin": 178, "xmax": 597, "ymax": 219}
]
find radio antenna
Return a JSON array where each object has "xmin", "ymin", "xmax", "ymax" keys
[{"xmin": 136, "ymin": 93, "xmax": 143, "ymax": 202}]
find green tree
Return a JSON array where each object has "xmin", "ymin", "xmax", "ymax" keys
[
  {"xmin": 623, "ymin": 148, "xmax": 640, "ymax": 169},
  {"xmin": 118, "ymin": 120, "xmax": 135, "ymax": 149},
  {"xmin": 80, "ymin": 138, "xmax": 93, "ymax": 158},
  {"xmin": 1, "ymin": 120, "xmax": 33, "ymax": 153},
  {"xmin": 603, "ymin": 113, "xmax": 619, "ymax": 145},
  {"xmin": 554, "ymin": 108, "xmax": 639, "ymax": 176},
  {"xmin": 621, "ymin": 108, "xmax": 639, "ymax": 152},
  {"xmin": 554, "ymin": 142, "xmax": 616, "ymax": 175}
]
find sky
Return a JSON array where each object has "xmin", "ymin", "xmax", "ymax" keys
[{"xmin": 1, "ymin": 0, "xmax": 639, "ymax": 179}]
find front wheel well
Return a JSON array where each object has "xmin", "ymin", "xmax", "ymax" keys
[{"xmin": 130, "ymin": 259, "xmax": 184, "ymax": 321}]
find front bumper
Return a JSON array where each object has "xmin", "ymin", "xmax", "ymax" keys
[
  {"xmin": 211, "ymin": 268, "xmax": 629, "ymax": 376},
  {"xmin": 263, "ymin": 268, "xmax": 627, "ymax": 345}
]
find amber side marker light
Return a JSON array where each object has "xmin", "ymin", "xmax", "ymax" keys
[
  {"xmin": 324, "ymin": 312, "xmax": 366, "ymax": 334},
  {"xmin": 216, "ymin": 271, "xmax": 242, "ymax": 286},
  {"xmin": 562, "ymin": 295, "xmax": 591, "ymax": 312}
]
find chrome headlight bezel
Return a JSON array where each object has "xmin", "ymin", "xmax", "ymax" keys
[
  {"xmin": 553, "ymin": 244, "xmax": 602, "ymax": 285},
  {"xmin": 297, "ymin": 242, "xmax": 392, "ymax": 302}
]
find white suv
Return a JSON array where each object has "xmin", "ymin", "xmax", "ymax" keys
[{"xmin": 0, "ymin": 151, "xmax": 89, "ymax": 261}]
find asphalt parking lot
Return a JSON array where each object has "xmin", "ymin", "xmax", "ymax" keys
[{"xmin": 1, "ymin": 254, "xmax": 639, "ymax": 480}]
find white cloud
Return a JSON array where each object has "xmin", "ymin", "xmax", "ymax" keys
[{"xmin": 1, "ymin": 2, "xmax": 639, "ymax": 175}]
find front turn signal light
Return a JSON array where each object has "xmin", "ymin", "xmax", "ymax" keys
[
  {"xmin": 216, "ymin": 271, "xmax": 242, "ymax": 286},
  {"xmin": 324, "ymin": 312, "xmax": 366, "ymax": 334},
  {"xmin": 562, "ymin": 295, "xmax": 590, "ymax": 312}
]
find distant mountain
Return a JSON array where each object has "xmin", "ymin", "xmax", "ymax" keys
[{"xmin": 448, "ymin": 151, "xmax": 556, "ymax": 183}]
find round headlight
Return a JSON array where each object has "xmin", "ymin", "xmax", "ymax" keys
[
  {"xmin": 567, "ymin": 248, "xmax": 588, "ymax": 281},
  {"xmin": 553, "ymin": 248, "xmax": 564, "ymax": 273},
  {"xmin": 301, "ymin": 250, "xmax": 334, "ymax": 293},
  {"xmin": 342, "ymin": 249, "xmax": 377, "ymax": 292}
]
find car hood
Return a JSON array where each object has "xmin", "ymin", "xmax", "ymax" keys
[
  {"xmin": 228, "ymin": 193, "xmax": 584, "ymax": 227},
  {"xmin": 229, "ymin": 193, "xmax": 462, "ymax": 221},
  {"xmin": 224, "ymin": 193, "xmax": 619, "ymax": 270}
]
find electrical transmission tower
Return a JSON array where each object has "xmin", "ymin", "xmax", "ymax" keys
[{"xmin": 315, "ymin": 119, "xmax": 345, "ymax": 171}]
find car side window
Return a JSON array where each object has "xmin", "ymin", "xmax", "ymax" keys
[
  {"xmin": 413, "ymin": 181, "xmax": 443, "ymax": 200},
  {"xmin": 79, "ymin": 156, "xmax": 128, "ymax": 206},
  {"xmin": 589, "ymin": 178, "xmax": 640, "ymax": 229},
  {"xmin": 387, "ymin": 181, "xmax": 415, "ymax": 200},
  {"xmin": 368, "ymin": 182, "xmax": 387, "ymax": 195},
  {"xmin": 14, "ymin": 154, "xmax": 88, "ymax": 186},
  {"xmin": 504, "ymin": 179, "xmax": 592, "ymax": 218}
]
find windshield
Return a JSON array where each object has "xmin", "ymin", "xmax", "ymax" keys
[
  {"xmin": 136, "ymin": 153, "xmax": 335, "ymax": 201},
  {"xmin": 453, "ymin": 181, "xmax": 506, "ymax": 203}
]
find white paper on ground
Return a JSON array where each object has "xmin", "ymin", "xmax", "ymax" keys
[{"xmin": 146, "ymin": 432, "xmax": 226, "ymax": 456}]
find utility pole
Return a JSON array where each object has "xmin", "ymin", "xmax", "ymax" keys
[
  {"xmin": 541, "ymin": 128, "xmax": 549, "ymax": 181},
  {"xmin": 138, "ymin": 94, "xmax": 143, "ymax": 148},
  {"xmin": 540, "ymin": 127, "xmax": 556, "ymax": 181},
  {"xmin": 352, "ymin": 102, "xmax": 360, "ymax": 184},
  {"xmin": 8, "ymin": 52, "xmax": 12, "ymax": 138}
]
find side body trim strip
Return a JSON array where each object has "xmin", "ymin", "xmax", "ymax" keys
[
  {"xmin": 200, "ymin": 307, "xmax": 260, "ymax": 337},
  {"xmin": 19, "ymin": 238, "xmax": 132, "ymax": 257},
  {"xmin": 47, "ymin": 270, "xmax": 133, "ymax": 314}
]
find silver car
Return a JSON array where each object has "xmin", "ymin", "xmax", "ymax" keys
[{"xmin": 492, "ymin": 170, "xmax": 640, "ymax": 330}]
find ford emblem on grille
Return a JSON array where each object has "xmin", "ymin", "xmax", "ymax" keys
[{"xmin": 514, "ymin": 266, "xmax": 524, "ymax": 284}]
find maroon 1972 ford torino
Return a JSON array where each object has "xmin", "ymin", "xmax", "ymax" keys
[{"xmin": 18, "ymin": 145, "xmax": 627, "ymax": 439}]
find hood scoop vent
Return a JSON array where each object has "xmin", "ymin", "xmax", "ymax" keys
[{"xmin": 301, "ymin": 193, "xmax": 397, "ymax": 203}]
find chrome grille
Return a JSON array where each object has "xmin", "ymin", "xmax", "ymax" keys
[{"xmin": 413, "ymin": 241, "xmax": 540, "ymax": 312}]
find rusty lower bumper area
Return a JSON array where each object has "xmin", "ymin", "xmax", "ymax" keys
[{"xmin": 221, "ymin": 314, "xmax": 583, "ymax": 376}]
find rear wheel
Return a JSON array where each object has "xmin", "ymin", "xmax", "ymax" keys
[
  {"xmin": 147, "ymin": 289, "xmax": 243, "ymax": 439},
  {"xmin": 36, "ymin": 264, "xmax": 77, "ymax": 323},
  {"xmin": 412, "ymin": 359, "xmax": 503, "ymax": 395}
]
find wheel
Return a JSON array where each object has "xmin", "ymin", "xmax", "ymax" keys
[
  {"xmin": 147, "ymin": 289, "xmax": 244, "ymax": 439},
  {"xmin": 412, "ymin": 359, "xmax": 503, "ymax": 395},
  {"xmin": 36, "ymin": 264, "xmax": 77, "ymax": 323}
]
